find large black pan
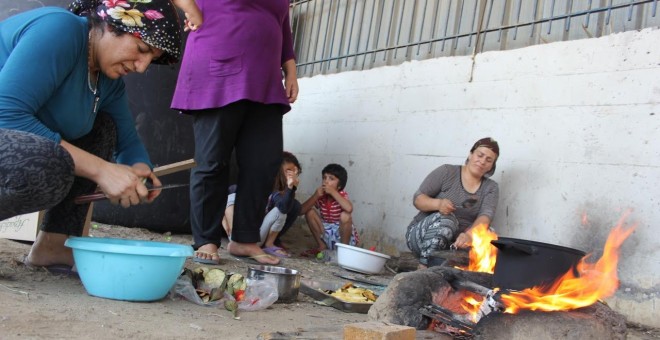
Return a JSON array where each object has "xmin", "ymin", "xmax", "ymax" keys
[{"xmin": 490, "ymin": 237, "xmax": 586, "ymax": 291}]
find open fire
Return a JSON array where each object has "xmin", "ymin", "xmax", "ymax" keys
[
  {"xmin": 460, "ymin": 211, "xmax": 636, "ymax": 318},
  {"xmin": 461, "ymin": 223, "xmax": 498, "ymax": 274},
  {"xmin": 369, "ymin": 213, "xmax": 634, "ymax": 339}
]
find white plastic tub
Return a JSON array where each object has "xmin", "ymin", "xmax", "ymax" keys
[{"xmin": 336, "ymin": 243, "xmax": 391, "ymax": 274}]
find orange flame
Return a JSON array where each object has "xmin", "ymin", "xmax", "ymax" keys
[
  {"xmin": 455, "ymin": 224, "xmax": 497, "ymax": 321},
  {"xmin": 461, "ymin": 223, "xmax": 498, "ymax": 273},
  {"xmin": 461, "ymin": 296, "xmax": 484, "ymax": 323},
  {"xmin": 500, "ymin": 213, "xmax": 636, "ymax": 313}
]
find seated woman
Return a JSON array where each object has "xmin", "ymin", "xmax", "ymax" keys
[{"xmin": 405, "ymin": 137, "xmax": 500, "ymax": 268}]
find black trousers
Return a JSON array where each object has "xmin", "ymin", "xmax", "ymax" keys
[
  {"xmin": 0, "ymin": 114, "xmax": 116, "ymax": 235},
  {"xmin": 189, "ymin": 100, "xmax": 283, "ymax": 248}
]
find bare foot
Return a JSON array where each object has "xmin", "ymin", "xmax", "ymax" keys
[
  {"xmin": 194, "ymin": 243, "xmax": 220, "ymax": 263},
  {"xmin": 26, "ymin": 231, "xmax": 74, "ymax": 267},
  {"xmin": 312, "ymin": 239, "xmax": 328, "ymax": 252},
  {"xmin": 228, "ymin": 241, "xmax": 280, "ymax": 265}
]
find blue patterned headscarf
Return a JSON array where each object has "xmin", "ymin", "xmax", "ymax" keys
[{"xmin": 68, "ymin": 0, "xmax": 182, "ymax": 64}]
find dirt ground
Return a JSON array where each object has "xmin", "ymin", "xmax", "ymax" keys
[
  {"xmin": 1, "ymin": 222, "xmax": 658, "ymax": 340},
  {"xmin": 0, "ymin": 221, "xmax": 394, "ymax": 339}
]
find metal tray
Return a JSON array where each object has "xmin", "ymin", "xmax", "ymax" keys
[{"xmin": 300, "ymin": 278, "xmax": 379, "ymax": 314}]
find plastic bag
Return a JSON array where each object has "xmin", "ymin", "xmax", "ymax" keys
[
  {"xmin": 169, "ymin": 274, "xmax": 278, "ymax": 311},
  {"xmin": 169, "ymin": 274, "xmax": 225, "ymax": 307},
  {"xmin": 237, "ymin": 279, "xmax": 278, "ymax": 311}
]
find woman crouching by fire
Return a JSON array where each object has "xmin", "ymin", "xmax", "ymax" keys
[{"xmin": 406, "ymin": 137, "xmax": 500, "ymax": 269}]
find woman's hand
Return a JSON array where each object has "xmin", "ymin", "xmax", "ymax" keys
[
  {"xmin": 184, "ymin": 12, "xmax": 202, "ymax": 32},
  {"xmin": 437, "ymin": 198, "xmax": 456, "ymax": 215},
  {"xmin": 94, "ymin": 163, "xmax": 142, "ymax": 207},
  {"xmin": 172, "ymin": 0, "xmax": 203, "ymax": 31},
  {"xmin": 285, "ymin": 76, "xmax": 299, "ymax": 103},
  {"xmin": 282, "ymin": 59, "xmax": 298, "ymax": 103},
  {"xmin": 94, "ymin": 162, "xmax": 159, "ymax": 208},
  {"xmin": 453, "ymin": 232, "xmax": 472, "ymax": 249},
  {"xmin": 59, "ymin": 141, "xmax": 160, "ymax": 207},
  {"xmin": 132, "ymin": 163, "xmax": 161, "ymax": 203}
]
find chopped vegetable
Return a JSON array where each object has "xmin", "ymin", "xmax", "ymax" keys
[
  {"xmin": 327, "ymin": 283, "xmax": 378, "ymax": 303},
  {"xmin": 224, "ymin": 300, "xmax": 240, "ymax": 319}
]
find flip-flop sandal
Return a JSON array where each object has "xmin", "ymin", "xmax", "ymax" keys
[
  {"xmin": 192, "ymin": 251, "xmax": 221, "ymax": 265},
  {"xmin": 262, "ymin": 246, "xmax": 291, "ymax": 258},
  {"xmin": 20, "ymin": 255, "xmax": 79, "ymax": 279},
  {"xmin": 300, "ymin": 248, "xmax": 322, "ymax": 258},
  {"xmin": 231, "ymin": 254, "xmax": 280, "ymax": 266},
  {"xmin": 273, "ymin": 239, "xmax": 289, "ymax": 250},
  {"xmin": 44, "ymin": 264, "xmax": 79, "ymax": 278}
]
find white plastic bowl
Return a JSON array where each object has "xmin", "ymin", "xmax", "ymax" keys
[{"xmin": 336, "ymin": 243, "xmax": 391, "ymax": 274}]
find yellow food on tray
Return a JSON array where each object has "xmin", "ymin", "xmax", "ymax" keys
[{"xmin": 327, "ymin": 283, "xmax": 378, "ymax": 303}]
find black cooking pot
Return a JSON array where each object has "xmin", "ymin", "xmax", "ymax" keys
[{"xmin": 490, "ymin": 237, "xmax": 586, "ymax": 291}]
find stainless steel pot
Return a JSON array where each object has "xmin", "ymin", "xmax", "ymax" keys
[{"xmin": 246, "ymin": 265, "xmax": 301, "ymax": 303}]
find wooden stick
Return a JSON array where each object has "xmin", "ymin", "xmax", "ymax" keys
[
  {"xmin": 450, "ymin": 279, "xmax": 492, "ymax": 296},
  {"xmin": 153, "ymin": 159, "xmax": 196, "ymax": 177}
]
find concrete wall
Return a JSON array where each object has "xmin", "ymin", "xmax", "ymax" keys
[{"xmin": 284, "ymin": 27, "xmax": 660, "ymax": 327}]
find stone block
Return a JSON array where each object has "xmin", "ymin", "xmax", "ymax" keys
[{"xmin": 343, "ymin": 321, "xmax": 415, "ymax": 340}]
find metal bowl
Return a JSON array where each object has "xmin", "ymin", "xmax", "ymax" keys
[{"xmin": 246, "ymin": 265, "xmax": 301, "ymax": 303}]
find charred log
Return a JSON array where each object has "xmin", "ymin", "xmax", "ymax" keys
[
  {"xmin": 368, "ymin": 266, "xmax": 494, "ymax": 329},
  {"xmin": 388, "ymin": 250, "xmax": 471, "ymax": 273}
]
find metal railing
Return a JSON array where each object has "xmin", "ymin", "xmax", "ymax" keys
[{"xmin": 290, "ymin": 0, "xmax": 660, "ymax": 78}]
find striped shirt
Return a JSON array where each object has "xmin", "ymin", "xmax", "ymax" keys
[
  {"xmin": 409, "ymin": 164, "xmax": 499, "ymax": 232},
  {"xmin": 315, "ymin": 191, "xmax": 349, "ymax": 223}
]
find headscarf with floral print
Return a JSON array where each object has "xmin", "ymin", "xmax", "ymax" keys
[{"xmin": 69, "ymin": 0, "xmax": 182, "ymax": 65}]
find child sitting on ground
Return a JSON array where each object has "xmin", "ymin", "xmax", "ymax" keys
[
  {"xmin": 260, "ymin": 152, "xmax": 301, "ymax": 258},
  {"xmin": 300, "ymin": 163, "xmax": 359, "ymax": 254},
  {"xmin": 221, "ymin": 152, "xmax": 302, "ymax": 258}
]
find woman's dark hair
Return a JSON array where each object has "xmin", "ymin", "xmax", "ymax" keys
[
  {"xmin": 467, "ymin": 137, "xmax": 500, "ymax": 177},
  {"xmin": 322, "ymin": 163, "xmax": 348, "ymax": 190}
]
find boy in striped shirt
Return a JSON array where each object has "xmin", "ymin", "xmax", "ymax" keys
[{"xmin": 301, "ymin": 163, "xmax": 359, "ymax": 252}]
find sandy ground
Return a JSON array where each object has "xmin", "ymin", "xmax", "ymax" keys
[
  {"xmin": 1, "ymin": 222, "xmax": 658, "ymax": 340},
  {"xmin": 0, "ymin": 222, "xmax": 391, "ymax": 340}
]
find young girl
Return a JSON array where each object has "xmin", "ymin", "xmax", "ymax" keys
[
  {"xmin": 218, "ymin": 152, "xmax": 302, "ymax": 259},
  {"xmin": 260, "ymin": 152, "xmax": 302, "ymax": 258}
]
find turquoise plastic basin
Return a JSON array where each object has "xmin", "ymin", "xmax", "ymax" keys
[{"xmin": 65, "ymin": 237, "xmax": 193, "ymax": 301}]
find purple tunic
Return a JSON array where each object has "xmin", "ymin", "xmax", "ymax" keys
[{"xmin": 171, "ymin": 0, "xmax": 295, "ymax": 113}]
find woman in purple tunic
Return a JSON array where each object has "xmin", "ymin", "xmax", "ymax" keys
[{"xmin": 171, "ymin": 0, "xmax": 298, "ymax": 265}]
